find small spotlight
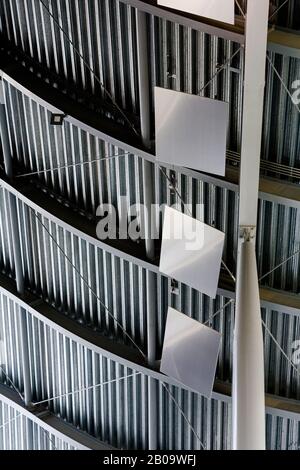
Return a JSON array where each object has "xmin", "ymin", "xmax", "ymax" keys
[{"xmin": 50, "ymin": 113, "xmax": 65, "ymax": 126}]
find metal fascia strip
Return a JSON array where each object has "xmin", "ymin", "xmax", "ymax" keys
[
  {"xmin": 119, "ymin": 0, "xmax": 245, "ymax": 44},
  {"xmin": 2, "ymin": 177, "xmax": 300, "ymax": 316},
  {"xmin": 2, "ymin": 280, "xmax": 300, "ymax": 421},
  {"xmin": 3, "ymin": 69, "xmax": 300, "ymax": 209},
  {"xmin": 0, "ymin": 384, "xmax": 114, "ymax": 450}
]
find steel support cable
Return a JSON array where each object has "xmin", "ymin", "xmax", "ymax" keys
[
  {"xmin": 40, "ymin": 0, "xmax": 242, "ymax": 138},
  {"xmin": 158, "ymin": 166, "xmax": 236, "ymax": 283},
  {"xmin": 31, "ymin": 369, "xmax": 207, "ymax": 450},
  {"xmin": 0, "ymin": 365, "xmax": 24, "ymax": 402},
  {"xmin": 32, "ymin": 372, "xmax": 141, "ymax": 406},
  {"xmin": 198, "ymin": 47, "xmax": 242, "ymax": 96},
  {"xmin": 203, "ymin": 248, "xmax": 300, "ymax": 379},
  {"xmin": 261, "ymin": 318, "xmax": 300, "ymax": 379},
  {"xmin": 4, "ymin": 14, "xmax": 240, "ymax": 441},
  {"xmin": 0, "ymin": 413, "xmax": 59, "ymax": 450},
  {"xmin": 18, "ymin": 147, "xmax": 300, "ymax": 181},
  {"xmin": 31, "ymin": 209, "xmax": 147, "ymax": 361},
  {"xmin": 16, "ymin": 158, "xmax": 237, "ymax": 283},
  {"xmin": 162, "ymin": 383, "xmax": 206, "ymax": 450},
  {"xmin": 38, "ymin": 0, "xmax": 139, "ymax": 137},
  {"xmin": 266, "ymin": 54, "xmax": 300, "ymax": 115},
  {"xmin": 16, "ymin": 41, "xmax": 243, "ymax": 180},
  {"xmin": 31, "ymin": 369, "xmax": 206, "ymax": 450},
  {"xmin": 269, "ymin": 0, "xmax": 291, "ymax": 21},
  {"xmin": 0, "ymin": 412, "xmax": 21, "ymax": 431},
  {"xmin": 41, "ymin": 428, "xmax": 58, "ymax": 450},
  {"xmin": 259, "ymin": 247, "xmax": 300, "ymax": 283},
  {"xmin": 234, "ymin": 0, "xmax": 246, "ymax": 19},
  {"xmin": 16, "ymin": 152, "xmax": 130, "ymax": 178}
]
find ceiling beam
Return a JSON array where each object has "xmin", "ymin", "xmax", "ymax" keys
[
  {"xmin": 120, "ymin": 0, "xmax": 245, "ymax": 43},
  {"xmin": 0, "ymin": 383, "xmax": 115, "ymax": 450},
  {"xmin": 2, "ymin": 57, "xmax": 300, "ymax": 211},
  {"xmin": 1, "ymin": 175, "xmax": 300, "ymax": 317},
  {"xmin": 1, "ymin": 274, "xmax": 300, "ymax": 423}
]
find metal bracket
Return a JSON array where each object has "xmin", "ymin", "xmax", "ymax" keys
[
  {"xmin": 168, "ymin": 171, "xmax": 177, "ymax": 194},
  {"xmin": 170, "ymin": 279, "xmax": 179, "ymax": 295},
  {"xmin": 239, "ymin": 225, "xmax": 256, "ymax": 241}
]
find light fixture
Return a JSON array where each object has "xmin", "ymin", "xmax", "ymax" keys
[{"xmin": 50, "ymin": 113, "xmax": 66, "ymax": 126}]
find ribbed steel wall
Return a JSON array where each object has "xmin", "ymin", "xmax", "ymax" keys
[
  {"xmin": 0, "ymin": 188, "xmax": 15, "ymax": 279},
  {"xmin": 0, "ymin": 400, "xmax": 77, "ymax": 450},
  {"xmin": 1, "ymin": 289, "xmax": 300, "ymax": 449},
  {"xmin": 0, "ymin": 187, "xmax": 234, "ymax": 358},
  {"xmin": 263, "ymin": 53, "xmax": 300, "ymax": 174},
  {"xmin": 1, "ymin": 189, "xmax": 300, "ymax": 404},
  {"xmin": 0, "ymin": 1, "xmax": 300, "ymax": 172},
  {"xmin": 0, "ymin": 0, "xmax": 300, "ymax": 451},
  {"xmin": 2, "ymin": 75, "xmax": 300, "ymax": 296},
  {"xmin": 0, "ymin": 0, "xmax": 243, "ymax": 128},
  {"xmin": 241, "ymin": 0, "xmax": 300, "ymax": 30}
]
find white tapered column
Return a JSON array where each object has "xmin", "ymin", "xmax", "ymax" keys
[
  {"xmin": 233, "ymin": 239, "xmax": 265, "ymax": 449},
  {"xmin": 233, "ymin": 0, "xmax": 269, "ymax": 450}
]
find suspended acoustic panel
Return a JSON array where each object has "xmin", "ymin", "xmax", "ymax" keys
[
  {"xmin": 157, "ymin": 0, "xmax": 235, "ymax": 24},
  {"xmin": 155, "ymin": 87, "xmax": 228, "ymax": 176},
  {"xmin": 160, "ymin": 307, "xmax": 221, "ymax": 398},
  {"xmin": 159, "ymin": 206, "xmax": 225, "ymax": 298}
]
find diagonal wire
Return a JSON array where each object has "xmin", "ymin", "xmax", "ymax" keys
[
  {"xmin": 0, "ymin": 365, "xmax": 24, "ymax": 402},
  {"xmin": 38, "ymin": 0, "xmax": 138, "ymax": 137},
  {"xmin": 16, "ymin": 152, "xmax": 130, "ymax": 178},
  {"xmin": 201, "ymin": 300, "xmax": 300, "ymax": 384},
  {"xmin": 198, "ymin": 48, "xmax": 242, "ymax": 96},
  {"xmin": 159, "ymin": 166, "xmax": 236, "ymax": 283},
  {"xmin": 203, "ymin": 299, "xmax": 235, "ymax": 327},
  {"xmin": 40, "ymin": 0, "xmax": 243, "ymax": 139},
  {"xmin": 259, "ymin": 247, "xmax": 300, "ymax": 283},
  {"xmin": 162, "ymin": 383, "xmax": 206, "ymax": 450},
  {"xmin": 17, "ymin": 158, "xmax": 236, "ymax": 283},
  {"xmin": 32, "ymin": 372, "xmax": 141, "ymax": 406},
  {"xmin": 206, "ymin": 303, "xmax": 300, "ymax": 384},
  {"xmin": 41, "ymin": 428, "xmax": 58, "ymax": 451},
  {"xmin": 261, "ymin": 318, "xmax": 300, "ymax": 379},
  {"xmin": 0, "ymin": 412, "xmax": 21, "ymax": 431},
  {"xmin": 31, "ymin": 209, "xmax": 147, "ymax": 361},
  {"xmin": 266, "ymin": 54, "xmax": 300, "ymax": 115},
  {"xmin": 235, "ymin": 0, "xmax": 246, "ymax": 18},
  {"xmin": 269, "ymin": 0, "xmax": 291, "ymax": 21}
]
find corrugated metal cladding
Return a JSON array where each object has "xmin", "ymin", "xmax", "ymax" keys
[
  {"xmin": 2, "ymin": 79, "xmax": 300, "ymax": 294},
  {"xmin": 1, "ymin": 188, "xmax": 300, "ymax": 404},
  {"xmin": 240, "ymin": 0, "xmax": 300, "ymax": 30},
  {"xmin": 0, "ymin": 400, "xmax": 77, "ymax": 450},
  {"xmin": 0, "ymin": 0, "xmax": 300, "ymax": 173},
  {"xmin": 1, "ymin": 289, "xmax": 299, "ymax": 450},
  {"xmin": 0, "ymin": 0, "xmax": 299, "ymax": 452}
]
